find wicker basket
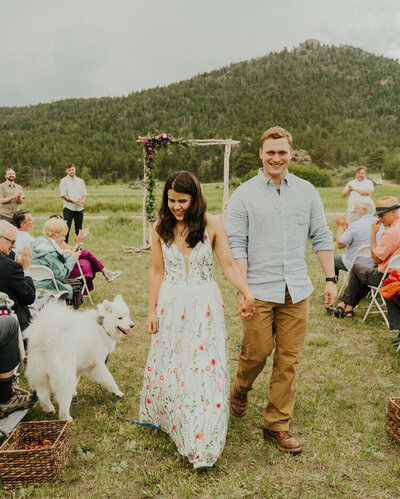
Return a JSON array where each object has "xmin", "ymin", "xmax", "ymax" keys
[
  {"xmin": 0, "ymin": 420, "xmax": 71, "ymax": 488},
  {"xmin": 386, "ymin": 398, "xmax": 400, "ymax": 444}
]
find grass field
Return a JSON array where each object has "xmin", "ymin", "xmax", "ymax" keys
[{"xmin": 4, "ymin": 182, "xmax": 400, "ymax": 498}]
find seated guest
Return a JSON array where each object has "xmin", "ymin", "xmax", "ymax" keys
[
  {"xmin": 13, "ymin": 209, "xmax": 35, "ymax": 252},
  {"xmin": 0, "ymin": 220, "xmax": 35, "ymax": 331},
  {"xmin": 49, "ymin": 214, "xmax": 121, "ymax": 292},
  {"xmin": 331, "ymin": 196, "xmax": 400, "ymax": 318},
  {"xmin": 333, "ymin": 198, "xmax": 384, "ymax": 279},
  {"xmin": 29, "ymin": 218, "xmax": 81, "ymax": 301},
  {"xmin": 0, "ymin": 315, "xmax": 37, "ymax": 415}
]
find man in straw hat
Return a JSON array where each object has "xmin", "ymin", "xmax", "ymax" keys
[{"xmin": 331, "ymin": 196, "xmax": 400, "ymax": 319}]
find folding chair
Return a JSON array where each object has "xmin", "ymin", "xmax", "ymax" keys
[
  {"xmin": 0, "ymin": 293, "xmax": 29, "ymax": 438},
  {"xmin": 30, "ymin": 265, "xmax": 60, "ymax": 291},
  {"xmin": 362, "ymin": 254, "xmax": 400, "ymax": 329},
  {"xmin": 62, "ymin": 250, "xmax": 94, "ymax": 305},
  {"xmin": 338, "ymin": 245, "xmax": 372, "ymax": 297}
]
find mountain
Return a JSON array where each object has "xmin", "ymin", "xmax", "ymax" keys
[{"xmin": 1, "ymin": 40, "xmax": 400, "ymax": 184}]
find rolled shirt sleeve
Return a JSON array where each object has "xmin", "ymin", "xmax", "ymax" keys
[{"xmin": 308, "ymin": 188, "xmax": 334, "ymax": 253}]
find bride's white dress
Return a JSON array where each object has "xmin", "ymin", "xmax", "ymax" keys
[{"xmin": 139, "ymin": 230, "xmax": 229, "ymax": 468}]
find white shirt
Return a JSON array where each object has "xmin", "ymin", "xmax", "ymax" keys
[
  {"xmin": 59, "ymin": 175, "xmax": 87, "ymax": 212},
  {"xmin": 345, "ymin": 178, "xmax": 374, "ymax": 212},
  {"xmin": 15, "ymin": 231, "xmax": 35, "ymax": 252}
]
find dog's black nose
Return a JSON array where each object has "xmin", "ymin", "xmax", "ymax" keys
[{"xmin": 130, "ymin": 323, "xmax": 134, "ymax": 329}]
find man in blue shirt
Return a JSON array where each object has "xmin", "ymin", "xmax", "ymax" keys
[
  {"xmin": 334, "ymin": 197, "xmax": 383, "ymax": 279},
  {"xmin": 226, "ymin": 126, "xmax": 336, "ymax": 454}
]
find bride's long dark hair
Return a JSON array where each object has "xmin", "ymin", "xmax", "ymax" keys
[{"xmin": 156, "ymin": 171, "xmax": 207, "ymax": 248}]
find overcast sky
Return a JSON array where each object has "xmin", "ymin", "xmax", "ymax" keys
[{"xmin": 1, "ymin": 0, "xmax": 400, "ymax": 107}]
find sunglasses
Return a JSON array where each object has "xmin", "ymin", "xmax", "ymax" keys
[{"xmin": 1, "ymin": 235, "xmax": 16, "ymax": 245}]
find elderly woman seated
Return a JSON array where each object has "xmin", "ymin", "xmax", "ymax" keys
[
  {"xmin": 29, "ymin": 218, "xmax": 82, "ymax": 305},
  {"xmin": 49, "ymin": 214, "xmax": 120, "ymax": 294}
]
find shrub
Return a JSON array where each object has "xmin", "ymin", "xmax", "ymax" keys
[
  {"xmin": 289, "ymin": 164, "xmax": 332, "ymax": 187},
  {"xmin": 331, "ymin": 165, "xmax": 357, "ymax": 187}
]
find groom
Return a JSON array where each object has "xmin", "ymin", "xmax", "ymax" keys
[{"xmin": 226, "ymin": 126, "xmax": 336, "ymax": 454}]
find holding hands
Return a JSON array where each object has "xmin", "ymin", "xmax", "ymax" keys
[{"xmin": 236, "ymin": 292, "xmax": 256, "ymax": 319}]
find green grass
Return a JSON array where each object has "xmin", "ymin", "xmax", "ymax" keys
[{"xmin": 4, "ymin": 183, "xmax": 400, "ymax": 497}]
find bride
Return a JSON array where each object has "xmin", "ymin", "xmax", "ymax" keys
[{"xmin": 139, "ymin": 171, "xmax": 254, "ymax": 469}]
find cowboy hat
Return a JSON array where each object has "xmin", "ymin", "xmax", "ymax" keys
[{"xmin": 375, "ymin": 196, "xmax": 400, "ymax": 216}]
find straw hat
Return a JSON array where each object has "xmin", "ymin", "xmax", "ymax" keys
[{"xmin": 375, "ymin": 196, "xmax": 400, "ymax": 216}]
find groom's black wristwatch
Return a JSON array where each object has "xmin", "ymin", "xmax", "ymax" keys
[{"xmin": 326, "ymin": 277, "xmax": 338, "ymax": 283}]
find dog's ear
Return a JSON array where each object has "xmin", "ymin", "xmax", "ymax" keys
[
  {"xmin": 114, "ymin": 294, "xmax": 123, "ymax": 304},
  {"xmin": 101, "ymin": 300, "xmax": 113, "ymax": 313}
]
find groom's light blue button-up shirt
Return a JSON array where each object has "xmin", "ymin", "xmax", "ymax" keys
[{"xmin": 226, "ymin": 169, "xmax": 333, "ymax": 304}]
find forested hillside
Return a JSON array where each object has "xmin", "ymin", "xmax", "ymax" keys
[{"xmin": 1, "ymin": 40, "xmax": 399, "ymax": 184}]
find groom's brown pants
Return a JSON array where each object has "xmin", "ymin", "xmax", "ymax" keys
[{"xmin": 235, "ymin": 291, "xmax": 309, "ymax": 431}]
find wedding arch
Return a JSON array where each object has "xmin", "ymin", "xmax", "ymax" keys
[{"xmin": 124, "ymin": 133, "xmax": 239, "ymax": 252}]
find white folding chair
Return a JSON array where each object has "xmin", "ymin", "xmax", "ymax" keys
[
  {"xmin": 29, "ymin": 265, "xmax": 60, "ymax": 291},
  {"xmin": 362, "ymin": 254, "xmax": 400, "ymax": 329},
  {"xmin": 62, "ymin": 250, "xmax": 94, "ymax": 305},
  {"xmin": 338, "ymin": 245, "xmax": 372, "ymax": 297}
]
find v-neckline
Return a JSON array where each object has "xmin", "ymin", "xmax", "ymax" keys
[{"xmin": 172, "ymin": 239, "xmax": 202, "ymax": 282}]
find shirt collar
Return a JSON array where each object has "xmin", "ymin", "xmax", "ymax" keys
[
  {"xmin": 5, "ymin": 181, "xmax": 14, "ymax": 187},
  {"xmin": 257, "ymin": 168, "xmax": 291, "ymax": 187}
]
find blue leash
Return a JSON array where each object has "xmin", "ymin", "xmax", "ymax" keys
[
  {"xmin": 230, "ymin": 343, "xmax": 241, "ymax": 361},
  {"xmin": 98, "ymin": 383, "xmax": 161, "ymax": 430},
  {"xmin": 99, "ymin": 344, "xmax": 242, "ymax": 427}
]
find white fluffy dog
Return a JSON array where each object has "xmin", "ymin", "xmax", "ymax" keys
[{"xmin": 25, "ymin": 294, "xmax": 134, "ymax": 421}]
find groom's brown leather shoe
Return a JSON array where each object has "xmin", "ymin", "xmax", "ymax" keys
[
  {"xmin": 229, "ymin": 387, "xmax": 248, "ymax": 417},
  {"xmin": 262, "ymin": 428, "xmax": 302, "ymax": 455}
]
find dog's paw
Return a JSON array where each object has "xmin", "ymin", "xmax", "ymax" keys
[
  {"xmin": 114, "ymin": 390, "xmax": 124, "ymax": 398},
  {"xmin": 60, "ymin": 415, "xmax": 73, "ymax": 422},
  {"xmin": 40, "ymin": 403, "xmax": 55, "ymax": 414}
]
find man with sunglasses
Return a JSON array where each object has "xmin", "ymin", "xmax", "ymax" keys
[
  {"xmin": 332, "ymin": 196, "xmax": 400, "ymax": 319},
  {"xmin": 0, "ymin": 220, "xmax": 35, "ymax": 331}
]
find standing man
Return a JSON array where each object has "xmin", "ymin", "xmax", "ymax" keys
[
  {"xmin": 0, "ymin": 220, "xmax": 35, "ymax": 331},
  {"xmin": 342, "ymin": 166, "xmax": 374, "ymax": 221},
  {"xmin": 59, "ymin": 163, "xmax": 87, "ymax": 243},
  {"xmin": 226, "ymin": 126, "xmax": 336, "ymax": 455},
  {"xmin": 0, "ymin": 169, "xmax": 24, "ymax": 224}
]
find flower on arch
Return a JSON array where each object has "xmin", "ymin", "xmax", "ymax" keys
[{"xmin": 195, "ymin": 433, "xmax": 202, "ymax": 439}]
